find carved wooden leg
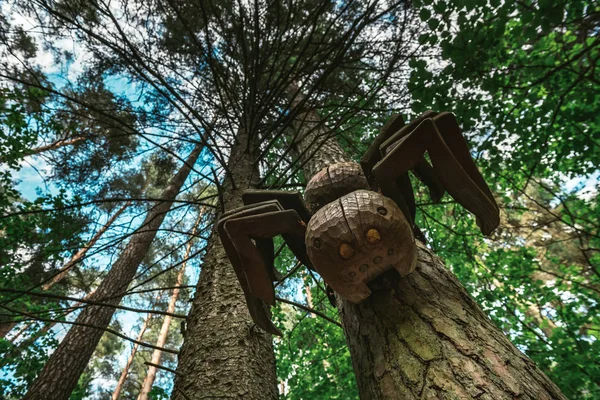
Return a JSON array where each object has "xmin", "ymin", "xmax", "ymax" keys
[
  {"xmin": 242, "ymin": 190, "xmax": 310, "ymax": 222},
  {"xmin": 222, "ymin": 209, "xmax": 307, "ymax": 305},
  {"xmin": 432, "ymin": 112, "xmax": 497, "ymax": 206},
  {"xmin": 372, "ymin": 117, "xmax": 499, "ymax": 235},
  {"xmin": 362, "ymin": 110, "xmax": 445, "ymax": 202},
  {"xmin": 218, "ymin": 202, "xmax": 285, "ymax": 335},
  {"xmin": 360, "ymin": 113, "xmax": 406, "ymax": 188},
  {"xmin": 242, "ymin": 190, "xmax": 312, "ymax": 268},
  {"xmin": 220, "ymin": 201, "xmax": 282, "ymax": 281}
]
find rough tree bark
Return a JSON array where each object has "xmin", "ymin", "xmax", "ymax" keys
[
  {"xmin": 112, "ymin": 313, "xmax": 151, "ymax": 400},
  {"xmin": 23, "ymin": 143, "xmax": 204, "ymax": 400},
  {"xmin": 138, "ymin": 211, "xmax": 203, "ymax": 400},
  {"xmin": 292, "ymin": 107, "xmax": 567, "ymax": 399},
  {"xmin": 171, "ymin": 130, "xmax": 277, "ymax": 400}
]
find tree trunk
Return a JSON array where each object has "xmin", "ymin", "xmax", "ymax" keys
[
  {"xmin": 28, "ymin": 136, "xmax": 87, "ymax": 157},
  {"xmin": 112, "ymin": 313, "xmax": 151, "ymax": 400},
  {"xmin": 138, "ymin": 211, "xmax": 202, "ymax": 400},
  {"xmin": 0, "ymin": 198, "xmax": 130, "ymax": 340},
  {"xmin": 24, "ymin": 143, "xmax": 203, "ymax": 400},
  {"xmin": 292, "ymin": 107, "xmax": 567, "ymax": 399},
  {"xmin": 172, "ymin": 130, "xmax": 277, "ymax": 400}
]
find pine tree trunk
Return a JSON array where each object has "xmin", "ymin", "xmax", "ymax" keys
[
  {"xmin": 24, "ymin": 143, "xmax": 203, "ymax": 400},
  {"xmin": 112, "ymin": 313, "xmax": 151, "ymax": 400},
  {"xmin": 172, "ymin": 130, "xmax": 277, "ymax": 400},
  {"xmin": 27, "ymin": 136, "xmax": 87, "ymax": 157},
  {"xmin": 292, "ymin": 107, "xmax": 567, "ymax": 399},
  {"xmin": 138, "ymin": 212, "xmax": 203, "ymax": 400}
]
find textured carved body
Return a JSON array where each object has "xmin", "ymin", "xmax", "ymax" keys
[
  {"xmin": 306, "ymin": 190, "xmax": 416, "ymax": 303},
  {"xmin": 304, "ymin": 162, "xmax": 369, "ymax": 214}
]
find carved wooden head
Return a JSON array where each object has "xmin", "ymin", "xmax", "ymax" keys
[
  {"xmin": 305, "ymin": 190, "xmax": 416, "ymax": 303},
  {"xmin": 304, "ymin": 162, "xmax": 369, "ymax": 214}
]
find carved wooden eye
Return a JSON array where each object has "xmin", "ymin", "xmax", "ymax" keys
[
  {"xmin": 365, "ymin": 228, "xmax": 381, "ymax": 244},
  {"xmin": 339, "ymin": 243, "xmax": 355, "ymax": 259}
]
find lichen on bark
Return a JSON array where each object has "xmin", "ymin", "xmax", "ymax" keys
[{"xmin": 339, "ymin": 243, "xmax": 566, "ymax": 400}]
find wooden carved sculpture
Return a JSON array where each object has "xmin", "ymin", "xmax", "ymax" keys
[{"xmin": 218, "ymin": 111, "xmax": 500, "ymax": 335}]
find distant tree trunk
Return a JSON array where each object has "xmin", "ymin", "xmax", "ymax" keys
[
  {"xmin": 24, "ymin": 143, "xmax": 203, "ymax": 400},
  {"xmin": 303, "ymin": 272, "xmax": 315, "ymax": 318},
  {"xmin": 27, "ymin": 136, "xmax": 87, "ymax": 157},
  {"xmin": 292, "ymin": 106, "xmax": 567, "ymax": 399},
  {"xmin": 172, "ymin": 130, "xmax": 278, "ymax": 400},
  {"xmin": 2, "ymin": 289, "xmax": 97, "ymax": 367},
  {"xmin": 112, "ymin": 313, "xmax": 151, "ymax": 400},
  {"xmin": 138, "ymin": 211, "xmax": 202, "ymax": 400}
]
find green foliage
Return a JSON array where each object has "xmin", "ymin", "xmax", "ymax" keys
[
  {"xmin": 0, "ymin": 326, "xmax": 58, "ymax": 399},
  {"xmin": 272, "ymin": 244, "xmax": 358, "ymax": 399},
  {"xmin": 0, "ymin": 0, "xmax": 598, "ymax": 398},
  {"xmin": 149, "ymin": 385, "xmax": 169, "ymax": 399},
  {"xmin": 0, "ymin": 86, "xmax": 50, "ymax": 168},
  {"xmin": 408, "ymin": 0, "xmax": 600, "ymax": 179},
  {"xmin": 396, "ymin": 1, "xmax": 600, "ymax": 398}
]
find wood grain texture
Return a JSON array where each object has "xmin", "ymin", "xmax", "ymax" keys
[
  {"xmin": 304, "ymin": 162, "xmax": 370, "ymax": 214},
  {"xmin": 306, "ymin": 190, "xmax": 416, "ymax": 303},
  {"xmin": 373, "ymin": 115, "xmax": 500, "ymax": 235}
]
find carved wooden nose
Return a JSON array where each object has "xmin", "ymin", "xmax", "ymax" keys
[{"xmin": 305, "ymin": 190, "xmax": 417, "ymax": 304}]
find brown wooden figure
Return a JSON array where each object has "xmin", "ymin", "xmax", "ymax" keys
[
  {"xmin": 218, "ymin": 111, "xmax": 500, "ymax": 335},
  {"xmin": 305, "ymin": 190, "xmax": 416, "ymax": 303}
]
